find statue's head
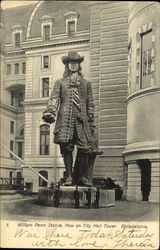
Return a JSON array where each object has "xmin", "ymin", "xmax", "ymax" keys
[{"xmin": 62, "ymin": 51, "xmax": 84, "ymax": 77}]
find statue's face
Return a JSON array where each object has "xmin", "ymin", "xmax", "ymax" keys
[{"xmin": 68, "ymin": 62, "xmax": 79, "ymax": 72}]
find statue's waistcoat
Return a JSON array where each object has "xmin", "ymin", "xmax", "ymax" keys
[{"xmin": 53, "ymin": 77, "xmax": 93, "ymax": 144}]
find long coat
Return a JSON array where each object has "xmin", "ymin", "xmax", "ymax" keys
[{"xmin": 47, "ymin": 75, "xmax": 95, "ymax": 144}]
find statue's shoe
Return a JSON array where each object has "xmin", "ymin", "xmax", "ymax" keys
[
  {"xmin": 92, "ymin": 150, "xmax": 103, "ymax": 155},
  {"xmin": 64, "ymin": 177, "xmax": 72, "ymax": 186},
  {"xmin": 78, "ymin": 178, "xmax": 93, "ymax": 187},
  {"xmin": 85, "ymin": 182, "xmax": 93, "ymax": 187}
]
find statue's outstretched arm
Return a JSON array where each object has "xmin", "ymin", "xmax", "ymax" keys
[{"xmin": 42, "ymin": 80, "xmax": 61, "ymax": 123}]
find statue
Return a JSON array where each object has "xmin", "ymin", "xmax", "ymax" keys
[{"xmin": 42, "ymin": 51, "xmax": 102, "ymax": 186}]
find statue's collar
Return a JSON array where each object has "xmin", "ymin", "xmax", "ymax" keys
[{"xmin": 68, "ymin": 74, "xmax": 82, "ymax": 87}]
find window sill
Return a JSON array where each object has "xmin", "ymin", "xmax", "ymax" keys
[{"xmin": 41, "ymin": 68, "xmax": 50, "ymax": 72}]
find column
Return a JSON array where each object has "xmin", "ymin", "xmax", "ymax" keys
[
  {"xmin": 126, "ymin": 161, "xmax": 142, "ymax": 201},
  {"xmin": 149, "ymin": 160, "xmax": 160, "ymax": 202}
]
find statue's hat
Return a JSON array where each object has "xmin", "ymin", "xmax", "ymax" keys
[{"xmin": 62, "ymin": 51, "xmax": 84, "ymax": 64}]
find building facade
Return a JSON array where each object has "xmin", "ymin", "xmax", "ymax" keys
[
  {"xmin": 0, "ymin": 1, "xmax": 159, "ymax": 200},
  {"xmin": 123, "ymin": 2, "xmax": 160, "ymax": 202}
]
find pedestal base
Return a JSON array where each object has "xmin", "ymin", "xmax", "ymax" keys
[{"xmin": 38, "ymin": 186, "xmax": 115, "ymax": 208}]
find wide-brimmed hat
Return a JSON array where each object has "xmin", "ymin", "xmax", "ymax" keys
[{"xmin": 62, "ymin": 51, "xmax": 84, "ymax": 64}]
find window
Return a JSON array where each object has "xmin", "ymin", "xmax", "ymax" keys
[
  {"xmin": 10, "ymin": 121, "xmax": 14, "ymax": 134},
  {"xmin": 10, "ymin": 141, "xmax": 14, "ymax": 158},
  {"xmin": 68, "ymin": 21, "xmax": 75, "ymax": 36},
  {"xmin": 15, "ymin": 63, "xmax": 19, "ymax": 74},
  {"xmin": 22, "ymin": 62, "xmax": 26, "ymax": 74},
  {"xmin": 6, "ymin": 64, "xmax": 11, "ymax": 75},
  {"xmin": 9, "ymin": 171, "xmax": 13, "ymax": 178},
  {"xmin": 43, "ymin": 25, "xmax": 50, "ymax": 40},
  {"xmin": 18, "ymin": 92, "xmax": 24, "ymax": 107},
  {"xmin": 43, "ymin": 55, "xmax": 49, "ymax": 68},
  {"xmin": 40, "ymin": 125, "xmax": 50, "ymax": 155},
  {"xmin": 17, "ymin": 142, "xmax": 23, "ymax": 158},
  {"xmin": 42, "ymin": 78, "xmax": 49, "ymax": 97},
  {"xmin": 140, "ymin": 31, "xmax": 152, "ymax": 89},
  {"xmin": 16, "ymin": 171, "xmax": 22, "ymax": 185},
  {"xmin": 39, "ymin": 171, "xmax": 48, "ymax": 187},
  {"xmin": 64, "ymin": 11, "xmax": 79, "ymax": 36},
  {"xmin": 15, "ymin": 33, "xmax": 20, "ymax": 47},
  {"xmin": 11, "ymin": 91, "xmax": 15, "ymax": 106}
]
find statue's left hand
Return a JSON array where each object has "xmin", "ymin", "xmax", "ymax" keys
[{"xmin": 42, "ymin": 111, "xmax": 55, "ymax": 124}]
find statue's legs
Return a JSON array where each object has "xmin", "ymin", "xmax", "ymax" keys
[
  {"xmin": 60, "ymin": 143, "xmax": 74, "ymax": 185},
  {"xmin": 72, "ymin": 149, "xmax": 92, "ymax": 186},
  {"xmin": 88, "ymin": 150, "xmax": 103, "ymax": 183},
  {"xmin": 63, "ymin": 151, "xmax": 73, "ymax": 181}
]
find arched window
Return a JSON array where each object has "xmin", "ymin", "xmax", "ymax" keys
[
  {"xmin": 39, "ymin": 170, "xmax": 48, "ymax": 187},
  {"xmin": 40, "ymin": 124, "xmax": 50, "ymax": 155}
]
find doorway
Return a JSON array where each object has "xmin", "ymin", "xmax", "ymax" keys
[{"xmin": 138, "ymin": 159, "xmax": 151, "ymax": 201}]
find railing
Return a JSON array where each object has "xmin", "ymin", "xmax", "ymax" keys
[{"xmin": 0, "ymin": 177, "xmax": 24, "ymax": 190}]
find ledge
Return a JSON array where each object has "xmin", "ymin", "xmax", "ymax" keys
[
  {"xmin": 23, "ymin": 98, "xmax": 48, "ymax": 106},
  {"xmin": 126, "ymin": 87, "xmax": 160, "ymax": 104},
  {"xmin": 122, "ymin": 147, "xmax": 160, "ymax": 156}
]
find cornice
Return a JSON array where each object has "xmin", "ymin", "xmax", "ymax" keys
[
  {"xmin": 0, "ymin": 103, "xmax": 18, "ymax": 113},
  {"xmin": 23, "ymin": 98, "xmax": 48, "ymax": 106},
  {"xmin": 23, "ymin": 39, "xmax": 90, "ymax": 51},
  {"xmin": 122, "ymin": 147, "xmax": 160, "ymax": 156},
  {"xmin": 126, "ymin": 87, "xmax": 160, "ymax": 104},
  {"xmin": 4, "ymin": 39, "xmax": 89, "ymax": 56}
]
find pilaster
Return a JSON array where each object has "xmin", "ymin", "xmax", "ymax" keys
[
  {"xmin": 126, "ymin": 161, "xmax": 142, "ymax": 201},
  {"xmin": 149, "ymin": 160, "xmax": 160, "ymax": 202}
]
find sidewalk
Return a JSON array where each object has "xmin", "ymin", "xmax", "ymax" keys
[{"xmin": 1, "ymin": 194, "xmax": 159, "ymax": 222}]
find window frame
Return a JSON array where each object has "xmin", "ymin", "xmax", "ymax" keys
[
  {"xmin": 68, "ymin": 20, "xmax": 76, "ymax": 36},
  {"xmin": 43, "ymin": 24, "xmax": 51, "ymax": 40},
  {"xmin": 12, "ymin": 25, "xmax": 23, "ymax": 48},
  {"xmin": 64, "ymin": 12, "xmax": 79, "ymax": 36},
  {"xmin": 40, "ymin": 16, "xmax": 53, "ymax": 41},
  {"xmin": 41, "ymin": 77, "xmax": 50, "ymax": 98},
  {"xmin": 14, "ymin": 32, "xmax": 21, "ymax": 48},
  {"xmin": 10, "ymin": 121, "xmax": 14, "ymax": 134},
  {"xmin": 15, "ymin": 63, "xmax": 19, "ymax": 74},
  {"xmin": 42, "ymin": 55, "xmax": 50, "ymax": 69},
  {"xmin": 22, "ymin": 62, "xmax": 26, "ymax": 74},
  {"xmin": 140, "ymin": 29, "xmax": 152, "ymax": 89},
  {"xmin": 18, "ymin": 92, "xmax": 24, "ymax": 107},
  {"xmin": 11, "ymin": 91, "xmax": 15, "ymax": 106},
  {"xmin": 17, "ymin": 142, "xmax": 23, "ymax": 158},
  {"xmin": 6, "ymin": 64, "xmax": 11, "ymax": 75},
  {"xmin": 40, "ymin": 124, "xmax": 50, "ymax": 155}
]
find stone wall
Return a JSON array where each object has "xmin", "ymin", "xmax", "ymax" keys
[{"xmin": 90, "ymin": 2, "xmax": 129, "ymax": 188}]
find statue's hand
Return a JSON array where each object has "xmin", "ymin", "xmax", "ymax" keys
[
  {"xmin": 88, "ymin": 113, "xmax": 95, "ymax": 122},
  {"xmin": 89, "ymin": 123, "xmax": 95, "ymax": 135},
  {"xmin": 42, "ymin": 111, "xmax": 55, "ymax": 124}
]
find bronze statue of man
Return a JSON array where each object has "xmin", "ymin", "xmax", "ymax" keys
[{"xmin": 42, "ymin": 51, "xmax": 99, "ymax": 186}]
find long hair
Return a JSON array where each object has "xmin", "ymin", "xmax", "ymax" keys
[{"xmin": 63, "ymin": 63, "xmax": 84, "ymax": 78}]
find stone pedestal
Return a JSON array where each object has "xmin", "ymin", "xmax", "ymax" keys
[
  {"xmin": 38, "ymin": 186, "xmax": 115, "ymax": 208},
  {"xmin": 149, "ymin": 160, "xmax": 160, "ymax": 202}
]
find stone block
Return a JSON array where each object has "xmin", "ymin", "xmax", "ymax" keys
[{"xmin": 37, "ymin": 186, "xmax": 115, "ymax": 208}]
